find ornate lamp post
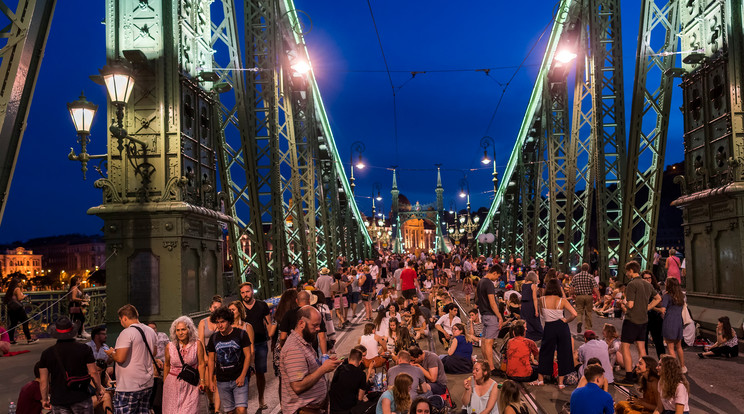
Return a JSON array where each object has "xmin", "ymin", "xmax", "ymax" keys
[
  {"xmin": 67, "ymin": 92, "xmax": 100, "ymax": 179},
  {"xmin": 349, "ymin": 141, "xmax": 365, "ymax": 194},
  {"xmin": 480, "ymin": 136, "xmax": 498, "ymax": 195}
]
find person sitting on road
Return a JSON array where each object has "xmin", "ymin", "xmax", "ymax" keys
[
  {"xmin": 498, "ymin": 379, "xmax": 528, "ymax": 414},
  {"xmin": 376, "ymin": 373, "xmax": 413, "ymax": 414},
  {"xmin": 359, "ymin": 323, "xmax": 388, "ymax": 370},
  {"xmin": 329, "ymin": 347, "xmax": 369, "ymax": 414},
  {"xmin": 576, "ymin": 357, "xmax": 609, "ymax": 392},
  {"xmin": 441, "ymin": 323, "xmax": 473, "ymax": 374},
  {"xmin": 505, "ymin": 321, "xmax": 539, "ymax": 383},
  {"xmin": 462, "ymin": 361, "xmax": 499, "ymax": 414},
  {"xmin": 569, "ymin": 364, "xmax": 615, "ymax": 414},
  {"xmin": 698, "ymin": 316, "xmax": 739, "ymax": 359},
  {"xmin": 434, "ymin": 303, "xmax": 461, "ymax": 346},
  {"xmin": 409, "ymin": 346, "xmax": 447, "ymax": 395},
  {"xmin": 387, "ymin": 350, "xmax": 431, "ymax": 401},
  {"xmin": 577, "ymin": 330, "xmax": 614, "ymax": 385},
  {"xmin": 615, "ymin": 356, "xmax": 659, "ymax": 414}
]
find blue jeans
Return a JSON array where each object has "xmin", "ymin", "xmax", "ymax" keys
[{"xmin": 216, "ymin": 380, "xmax": 249, "ymax": 412}]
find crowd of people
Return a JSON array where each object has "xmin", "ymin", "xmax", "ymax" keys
[{"xmin": 3, "ymin": 249, "xmax": 741, "ymax": 414}]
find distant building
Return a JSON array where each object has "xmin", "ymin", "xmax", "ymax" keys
[
  {"xmin": 0, "ymin": 247, "xmax": 43, "ymax": 278},
  {"xmin": 18, "ymin": 234, "xmax": 106, "ymax": 278}
]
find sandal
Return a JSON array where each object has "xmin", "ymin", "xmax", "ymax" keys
[
  {"xmin": 259, "ymin": 403, "xmax": 269, "ymax": 410},
  {"xmin": 558, "ymin": 384, "xmax": 566, "ymax": 389},
  {"xmin": 528, "ymin": 380, "xmax": 544, "ymax": 386}
]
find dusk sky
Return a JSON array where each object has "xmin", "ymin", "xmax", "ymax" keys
[{"xmin": 0, "ymin": 0, "xmax": 684, "ymax": 244}]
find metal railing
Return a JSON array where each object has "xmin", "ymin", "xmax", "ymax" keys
[{"xmin": 1, "ymin": 286, "xmax": 106, "ymax": 335}]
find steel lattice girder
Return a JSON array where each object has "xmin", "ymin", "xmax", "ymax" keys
[
  {"xmin": 589, "ymin": 0, "xmax": 626, "ymax": 280},
  {"xmin": 476, "ymin": 0, "xmax": 575, "ymax": 251},
  {"xmin": 619, "ymin": 0, "xmax": 680, "ymax": 271},
  {"xmin": 535, "ymin": 120, "xmax": 552, "ymax": 261},
  {"xmin": 213, "ymin": 0, "xmax": 269, "ymax": 288},
  {"xmin": 545, "ymin": 73, "xmax": 575, "ymax": 272},
  {"xmin": 0, "ymin": 0, "xmax": 56, "ymax": 224},
  {"xmin": 520, "ymin": 146, "xmax": 539, "ymax": 261}
]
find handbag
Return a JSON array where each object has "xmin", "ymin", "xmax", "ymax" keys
[
  {"xmin": 681, "ymin": 302, "xmax": 693, "ymax": 325},
  {"xmin": 175, "ymin": 342, "xmax": 200, "ymax": 386},
  {"xmin": 52, "ymin": 346, "xmax": 93, "ymax": 394},
  {"xmin": 133, "ymin": 326, "xmax": 163, "ymax": 413}
]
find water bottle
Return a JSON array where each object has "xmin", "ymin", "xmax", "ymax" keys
[
  {"xmin": 9, "ymin": 402, "xmax": 16, "ymax": 414},
  {"xmin": 320, "ymin": 354, "xmax": 329, "ymax": 364}
]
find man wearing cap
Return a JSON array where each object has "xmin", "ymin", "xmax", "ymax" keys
[
  {"xmin": 577, "ymin": 330, "xmax": 614, "ymax": 384},
  {"xmin": 315, "ymin": 267, "xmax": 334, "ymax": 309},
  {"xmin": 39, "ymin": 316, "xmax": 104, "ymax": 413},
  {"xmin": 238, "ymin": 281, "xmax": 272, "ymax": 410}
]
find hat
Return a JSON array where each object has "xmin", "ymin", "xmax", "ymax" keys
[
  {"xmin": 583, "ymin": 330, "xmax": 597, "ymax": 341},
  {"xmin": 309, "ymin": 292, "xmax": 319, "ymax": 306},
  {"xmin": 505, "ymin": 284, "xmax": 513, "ymax": 290},
  {"xmin": 319, "ymin": 267, "xmax": 330, "ymax": 275},
  {"xmin": 48, "ymin": 316, "xmax": 80, "ymax": 340}
]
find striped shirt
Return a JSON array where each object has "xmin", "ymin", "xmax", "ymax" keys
[{"xmin": 280, "ymin": 330, "xmax": 328, "ymax": 414}]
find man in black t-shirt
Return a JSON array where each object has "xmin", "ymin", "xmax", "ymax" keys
[
  {"xmin": 278, "ymin": 290, "xmax": 327, "ymax": 355},
  {"xmin": 238, "ymin": 281, "xmax": 271, "ymax": 409},
  {"xmin": 39, "ymin": 316, "xmax": 104, "ymax": 413},
  {"xmin": 476, "ymin": 264, "xmax": 504, "ymax": 376},
  {"xmin": 329, "ymin": 348, "xmax": 368, "ymax": 414},
  {"xmin": 207, "ymin": 306, "xmax": 252, "ymax": 414}
]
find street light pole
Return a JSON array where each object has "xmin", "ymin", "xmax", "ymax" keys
[
  {"xmin": 480, "ymin": 136, "xmax": 498, "ymax": 195},
  {"xmin": 350, "ymin": 141, "xmax": 365, "ymax": 195}
]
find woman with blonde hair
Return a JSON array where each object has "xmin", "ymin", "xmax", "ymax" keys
[
  {"xmin": 376, "ymin": 373, "xmax": 412, "ymax": 414},
  {"xmin": 163, "ymin": 316, "xmax": 206, "ymax": 414}
]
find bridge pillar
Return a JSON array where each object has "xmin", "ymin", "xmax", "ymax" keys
[
  {"xmin": 90, "ymin": 0, "xmax": 227, "ymax": 330},
  {"xmin": 673, "ymin": 0, "xmax": 744, "ymax": 326}
]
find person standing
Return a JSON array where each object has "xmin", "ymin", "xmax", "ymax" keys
[
  {"xmin": 359, "ymin": 266, "xmax": 375, "ymax": 321},
  {"xmin": 280, "ymin": 306, "xmax": 342, "ymax": 414},
  {"xmin": 521, "ymin": 271, "xmax": 543, "ymax": 341},
  {"xmin": 315, "ymin": 268, "xmax": 334, "ymax": 309},
  {"xmin": 476, "ymin": 264, "xmax": 504, "ymax": 376},
  {"xmin": 163, "ymin": 316, "xmax": 206, "ymax": 414},
  {"xmin": 3, "ymin": 276, "xmax": 37, "ymax": 344},
  {"xmin": 238, "ymin": 281, "xmax": 272, "ymax": 410},
  {"xmin": 68, "ymin": 276, "xmax": 88, "ymax": 338},
  {"xmin": 207, "ymin": 306, "xmax": 252, "ymax": 414},
  {"xmin": 659, "ymin": 278, "xmax": 687, "ymax": 373},
  {"xmin": 533, "ymin": 279, "xmax": 577, "ymax": 388},
  {"xmin": 400, "ymin": 262, "xmax": 418, "ymax": 300},
  {"xmin": 569, "ymin": 365, "xmax": 615, "ymax": 414},
  {"xmin": 104, "ymin": 305, "xmax": 158, "ymax": 414},
  {"xmin": 616, "ymin": 261, "xmax": 661, "ymax": 386},
  {"xmin": 571, "ymin": 263, "xmax": 599, "ymax": 334},
  {"xmin": 86, "ymin": 326, "xmax": 112, "ymax": 363},
  {"xmin": 39, "ymin": 316, "xmax": 104, "ymax": 414},
  {"xmin": 664, "ymin": 249, "xmax": 682, "ymax": 284}
]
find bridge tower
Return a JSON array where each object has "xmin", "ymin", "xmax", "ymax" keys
[{"xmin": 89, "ymin": 0, "xmax": 228, "ymax": 328}]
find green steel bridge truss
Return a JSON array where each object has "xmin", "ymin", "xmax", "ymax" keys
[{"xmin": 476, "ymin": 0, "xmax": 733, "ymax": 278}]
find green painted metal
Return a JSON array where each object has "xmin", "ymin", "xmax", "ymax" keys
[
  {"xmin": 476, "ymin": 0, "xmax": 575, "ymax": 246},
  {"xmin": 589, "ymin": 0, "xmax": 626, "ymax": 280},
  {"xmin": 0, "ymin": 0, "xmax": 57, "ymax": 224},
  {"xmin": 619, "ymin": 0, "xmax": 680, "ymax": 271}
]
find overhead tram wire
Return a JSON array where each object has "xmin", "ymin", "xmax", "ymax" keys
[{"xmin": 365, "ymin": 0, "xmax": 399, "ymax": 165}]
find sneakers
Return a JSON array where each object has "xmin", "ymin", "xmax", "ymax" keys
[
  {"xmin": 27, "ymin": 338, "xmax": 39, "ymax": 344},
  {"xmin": 681, "ymin": 366, "xmax": 688, "ymax": 374},
  {"xmin": 698, "ymin": 353, "xmax": 705, "ymax": 359},
  {"xmin": 577, "ymin": 322, "xmax": 583, "ymax": 334}
]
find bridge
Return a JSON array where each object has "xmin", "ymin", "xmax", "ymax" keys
[{"xmin": 0, "ymin": 0, "xmax": 742, "ymax": 329}]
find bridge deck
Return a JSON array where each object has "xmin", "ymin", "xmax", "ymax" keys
[{"xmin": 2, "ymin": 287, "xmax": 741, "ymax": 413}]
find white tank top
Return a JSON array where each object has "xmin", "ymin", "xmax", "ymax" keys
[
  {"xmin": 542, "ymin": 296, "xmax": 565, "ymax": 322},
  {"xmin": 360, "ymin": 334, "xmax": 379, "ymax": 358}
]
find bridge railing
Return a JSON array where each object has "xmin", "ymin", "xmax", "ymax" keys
[{"xmin": 0, "ymin": 286, "xmax": 106, "ymax": 336}]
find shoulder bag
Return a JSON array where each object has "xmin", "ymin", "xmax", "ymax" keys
[
  {"xmin": 175, "ymin": 342, "xmax": 200, "ymax": 386},
  {"xmin": 51, "ymin": 345, "xmax": 94, "ymax": 394},
  {"xmin": 133, "ymin": 325, "xmax": 163, "ymax": 412}
]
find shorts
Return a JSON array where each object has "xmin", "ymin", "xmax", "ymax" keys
[
  {"xmin": 621, "ymin": 319, "xmax": 648, "ymax": 344},
  {"xmin": 113, "ymin": 389, "xmax": 151, "ymax": 414},
  {"xmin": 325, "ymin": 297, "xmax": 334, "ymax": 310},
  {"xmin": 349, "ymin": 292, "xmax": 361, "ymax": 304},
  {"xmin": 402, "ymin": 288, "xmax": 417, "ymax": 299},
  {"xmin": 481, "ymin": 314, "xmax": 501, "ymax": 339},
  {"xmin": 216, "ymin": 379, "xmax": 249, "ymax": 412},
  {"xmin": 254, "ymin": 341, "xmax": 269, "ymax": 373},
  {"xmin": 361, "ymin": 292, "xmax": 373, "ymax": 301},
  {"xmin": 334, "ymin": 296, "xmax": 349, "ymax": 308}
]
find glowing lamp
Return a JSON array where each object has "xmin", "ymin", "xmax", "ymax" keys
[{"xmin": 67, "ymin": 92, "xmax": 98, "ymax": 135}]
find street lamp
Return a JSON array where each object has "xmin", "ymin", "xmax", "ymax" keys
[
  {"xmin": 349, "ymin": 141, "xmax": 366, "ymax": 194},
  {"xmin": 100, "ymin": 60, "xmax": 136, "ymax": 106},
  {"xmin": 66, "ymin": 92, "xmax": 99, "ymax": 179},
  {"xmin": 480, "ymin": 136, "xmax": 498, "ymax": 195},
  {"xmin": 555, "ymin": 49, "xmax": 578, "ymax": 64},
  {"xmin": 373, "ymin": 183, "xmax": 382, "ymax": 201}
]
